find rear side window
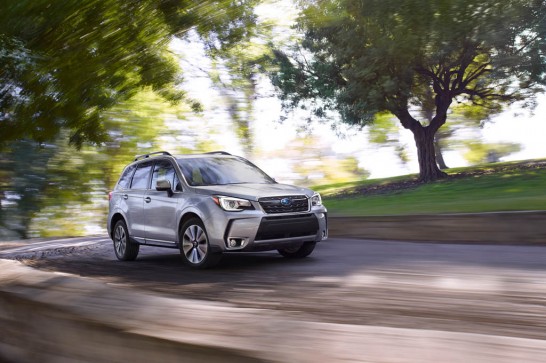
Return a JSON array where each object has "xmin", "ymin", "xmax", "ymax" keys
[
  {"xmin": 130, "ymin": 162, "xmax": 153, "ymax": 189},
  {"xmin": 117, "ymin": 164, "xmax": 136, "ymax": 190}
]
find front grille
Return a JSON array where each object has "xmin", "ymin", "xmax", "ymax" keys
[
  {"xmin": 255, "ymin": 214, "xmax": 319, "ymax": 241},
  {"xmin": 258, "ymin": 195, "xmax": 309, "ymax": 214}
]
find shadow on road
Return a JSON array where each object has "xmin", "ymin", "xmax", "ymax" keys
[{"xmin": 12, "ymin": 237, "xmax": 546, "ymax": 341}]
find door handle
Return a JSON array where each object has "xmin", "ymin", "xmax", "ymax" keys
[
  {"xmin": 144, "ymin": 197, "xmax": 151, "ymax": 203},
  {"xmin": 123, "ymin": 194, "xmax": 128, "ymax": 200}
]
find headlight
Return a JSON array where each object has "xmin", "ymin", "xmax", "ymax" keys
[
  {"xmin": 311, "ymin": 193, "xmax": 322, "ymax": 207},
  {"xmin": 212, "ymin": 196, "xmax": 254, "ymax": 212}
]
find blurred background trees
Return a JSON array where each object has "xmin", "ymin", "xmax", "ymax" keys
[
  {"xmin": 0, "ymin": 0, "xmax": 259, "ymax": 147},
  {"xmin": 0, "ymin": 0, "xmax": 259, "ymax": 238},
  {"xmin": 1, "ymin": 0, "xmax": 545, "ymax": 239}
]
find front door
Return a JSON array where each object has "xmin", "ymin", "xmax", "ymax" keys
[{"xmin": 144, "ymin": 159, "xmax": 182, "ymax": 244}]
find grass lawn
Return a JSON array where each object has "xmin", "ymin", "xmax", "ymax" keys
[{"xmin": 317, "ymin": 160, "xmax": 546, "ymax": 216}]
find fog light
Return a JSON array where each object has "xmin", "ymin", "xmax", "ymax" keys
[
  {"xmin": 317, "ymin": 213, "xmax": 324, "ymax": 219},
  {"xmin": 229, "ymin": 239, "xmax": 237, "ymax": 247}
]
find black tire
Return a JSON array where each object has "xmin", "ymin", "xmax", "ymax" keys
[
  {"xmin": 278, "ymin": 242, "xmax": 316, "ymax": 259},
  {"xmin": 179, "ymin": 218, "xmax": 221, "ymax": 269},
  {"xmin": 112, "ymin": 219, "xmax": 139, "ymax": 261}
]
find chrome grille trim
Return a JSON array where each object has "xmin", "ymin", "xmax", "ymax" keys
[{"xmin": 258, "ymin": 195, "xmax": 309, "ymax": 214}]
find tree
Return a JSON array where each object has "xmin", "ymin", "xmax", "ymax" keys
[
  {"xmin": 0, "ymin": 0, "xmax": 258, "ymax": 148},
  {"xmin": 0, "ymin": 0, "xmax": 260, "ymax": 238},
  {"xmin": 0, "ymin": 140, "xmax": 55, "ymax": 238},
  {"xmin": 0, "ymin": 88, "xmax": 218, "ymax": 239},
  {"xmin": 270, "ymin": 0, "xmax": 546, "ymax": 182}
]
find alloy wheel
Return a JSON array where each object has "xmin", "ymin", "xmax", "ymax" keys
[
  {"xmin": 114, "ymin": 224, "xmax": 127, "ymax": 257},
  {"xmin": 182, "ymin": 224, "xmax": 208, "ymax": 264}
]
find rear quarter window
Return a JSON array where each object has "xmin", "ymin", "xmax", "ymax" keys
[{"xmin": 116, "ymin": 164, "xmax": 137, "ymax": 190}]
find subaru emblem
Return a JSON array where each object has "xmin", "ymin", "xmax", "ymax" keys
[{"xmin": 280, "ymin": 198, "xmax": 291, "ymax": 206}]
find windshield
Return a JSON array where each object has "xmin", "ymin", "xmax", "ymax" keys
[{"xmin": 177, "ymin": 157, "xmax": 275, "ymax": 186}]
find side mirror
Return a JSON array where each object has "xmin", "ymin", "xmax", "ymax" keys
[{"xmin": 156, "ymin": 180, "xmax": 173, "ymax": 197}]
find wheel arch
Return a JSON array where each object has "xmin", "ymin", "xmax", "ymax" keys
[
  {"xmin": 110, "ymin": 213, "xmax": 127, "ymax": 239},
  {"xmin": 178, "ymin": 212, "xmax": 202, "ymax": 234}
]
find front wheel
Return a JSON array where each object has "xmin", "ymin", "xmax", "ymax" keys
[
  {"xmin": 278, "ymin": 242, "xmax": 316, "ymax": 259},
  {"xmin": 179, "ymin": 218, "xmax": 221, "ymax": 269},
  {"xmin": 112, "ymin": 219, "xmax": 139, "ymax": 261}
]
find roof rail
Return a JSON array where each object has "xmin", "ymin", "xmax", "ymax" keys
[
  {"xmin": 134, "ymin": 151, "xmax": 172, "ymax": 161},
  {"xmin": 203, "ymin": 151, "xmax": 231, "ymax": 156}
]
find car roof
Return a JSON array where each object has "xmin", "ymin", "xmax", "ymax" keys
[
  {"xmin": 132, "ymin": 151, "xmax": 234, "ymax": 163},
  {"xmin": 176, "ymin": 153, "xmax": 235, "ymax": 160}
]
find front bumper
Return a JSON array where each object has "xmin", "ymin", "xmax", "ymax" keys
[{"xmin": 204, "ymin": 206, "xmax": 328, "ymax": 252}]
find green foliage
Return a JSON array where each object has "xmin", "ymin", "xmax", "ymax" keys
[
  {"xmin": 1, "ymin": 90, "xmax": 191, "ymax": 238},
  {"xmin": 0, "ymin": 0, "xmax": 259, "ymax": 147},
  {"xmin": 270, "ymin": 0, "xmax": 546, "ymax": 181},
  {"xmin": 367, "ymin": 112, "xmax": 410, "ymax": 165},
  {"xmin": 0, "ymin": 0, "xmax": 261, "ymax": 238},
  {"xmin": 259, "ymin": 134, "xmax": 370, "ymax": 186},
  {"xmin": 0, "ymin": 141, "xmax": 56, "ymax": 238},
  {"xmin": 463, "ymin": 141, "xmax": 522, "ymax": 164},
  {"xmin": 0, "ymin": 1, "xmax": 175, "ymax": 146},
  {"xmin": 368, "ymin": 113, "xmax": 399, "ymax": 144}
]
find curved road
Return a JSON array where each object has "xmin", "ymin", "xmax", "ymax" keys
[{"xmin": 1, "ymin": 236, "xmax": 545, "ymax": 341}]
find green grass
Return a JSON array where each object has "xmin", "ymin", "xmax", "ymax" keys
[{"xmin": 319, "ymin": 160, "xmax": 546, "ymax": 216}]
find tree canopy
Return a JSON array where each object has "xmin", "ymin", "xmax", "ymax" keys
[
  {"xmin": 0, "ymin": 0, "xmax": 258, "ymax": 147},
  {"xmin": 0, "ymin": 0, "xmax": 260, "ymax": 239},
  {"xmin": 271, "ymin": 0, "xmax": 546, "ymax": 181}
]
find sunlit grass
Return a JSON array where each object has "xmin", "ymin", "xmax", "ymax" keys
[{"xmin": 319, "ymin": 159, "xmax": 546, "ymax": 215}]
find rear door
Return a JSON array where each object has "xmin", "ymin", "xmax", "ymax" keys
[{"xmin": 125, "ymin": 161, "xmax": 154, "ymax": 242}]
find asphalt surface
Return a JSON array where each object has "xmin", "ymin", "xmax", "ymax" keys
[{"xmin": 1, "ymin": 236, "xmax": 545, "ymax": 341}]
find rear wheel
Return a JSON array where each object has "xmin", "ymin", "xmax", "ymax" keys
[
  {"xmin": 278, "ymin": 242, "xmax": 316, "ymax": 259},
  {"xmin": 179, "ymin": 218, "xmax": 221, "ymax": 269},
  {"xmin": 112, "ymin": 220, "xmax": 139, "ymax": 261}
]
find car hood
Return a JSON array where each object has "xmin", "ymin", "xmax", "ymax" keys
[{"xmin": 192, "ymin": 183, "xmax": 314, "ymax": 201}]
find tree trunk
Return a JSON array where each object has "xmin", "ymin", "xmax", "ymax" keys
[
  {"xmin": 434, "ymin": 136, "xmax": 449, "ymax": 170},
  {"xmin": 394, "ymin": 100, "xmax": 450, "ymax": 183},
  {"xmin": 412, "ymin": 127, "xmax": 447, "ymax": 182}
]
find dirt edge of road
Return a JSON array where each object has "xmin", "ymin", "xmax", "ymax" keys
[{"xmin": 1, "ymin": 259, "xmax": 546, "ymax": 363}]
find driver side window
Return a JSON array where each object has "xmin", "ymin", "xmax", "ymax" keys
[{"xmin": 151, "ymin": 160, "xmax": 182, "ymax": 192}]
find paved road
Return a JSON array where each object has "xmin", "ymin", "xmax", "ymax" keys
[{"xmin": 1, "ymin": 236, "xmax": 545, "ymax": 340}]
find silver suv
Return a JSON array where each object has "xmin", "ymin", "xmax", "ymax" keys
[{"xmin": 107, "ymin": 151, "xmax": 328, "ymax": 268}]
